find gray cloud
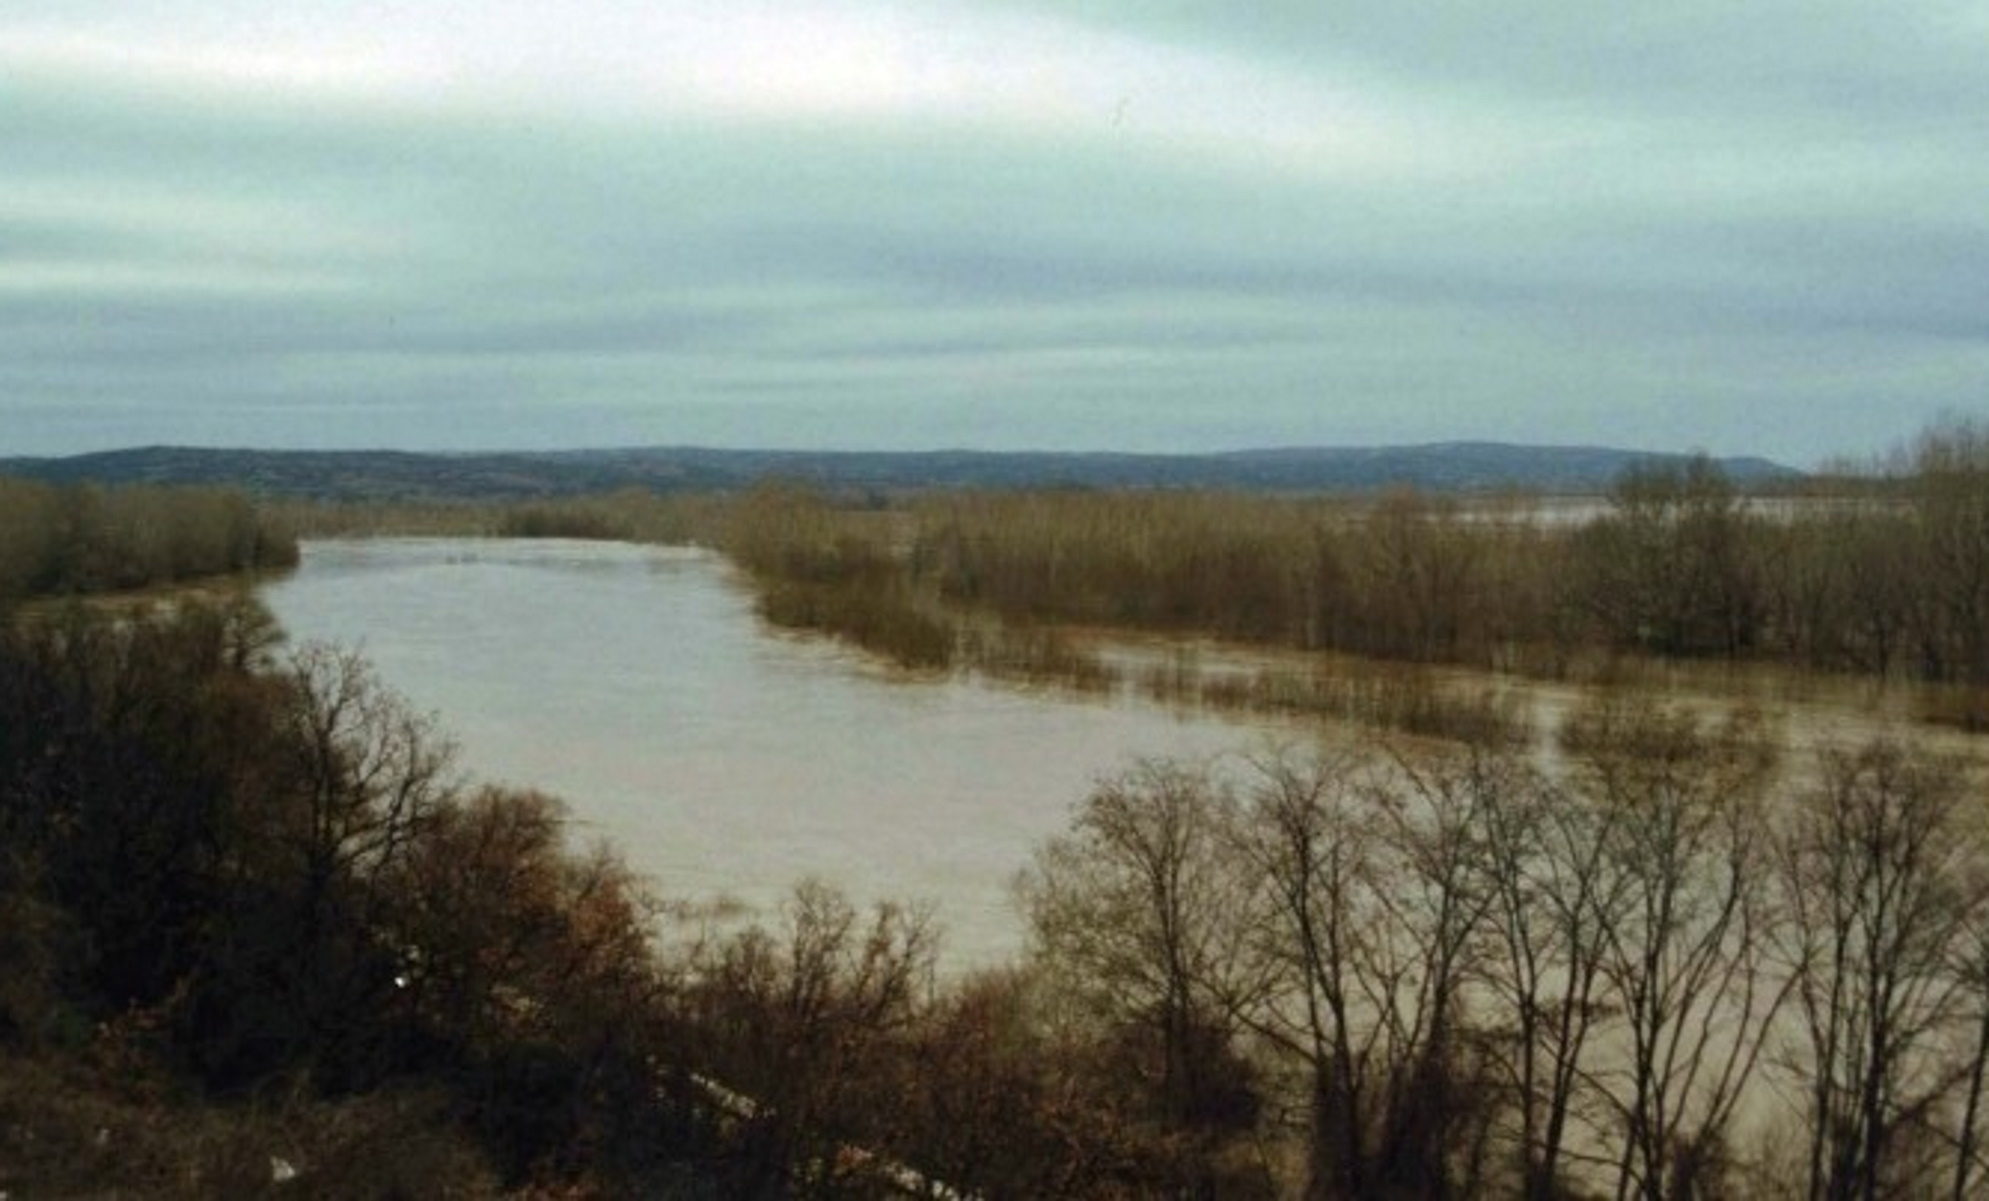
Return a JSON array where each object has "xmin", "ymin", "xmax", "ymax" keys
[{"xmin": 2, "ymin": 2, "xmax": 1985, "ymax": 462}]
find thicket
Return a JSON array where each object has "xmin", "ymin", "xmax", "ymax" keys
[
  {"xmin": 715, "ymin": 420, "xmax": 1989, "ymax": 728},
  {"xmin": 721, "ymin": 484, "xmax": 955, "ymax": 670},
  {"xmin": 913, "ymin": 426, "xmax": 1989, "ymax": 684},
  {"xmin": 0, "ymin": 477, "xmax": 299, "ymax": 602},
  {"xmin": 0, "ymin": 604, "xmax": 687, "ymax": 1193},
  {"xmin": 271, "ymin": 489, "xmax": 727, "ymax": 545}
]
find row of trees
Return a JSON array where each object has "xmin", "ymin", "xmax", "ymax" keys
[
  {"xmin": 268, "ymin": 487, "xmax": 727, "ymax": 544},
  {"xmin": 1568, "ymin": 440, "xmax": 1986, "ymax": 684},
  {"xmin": 916, "ymin": 422, "xmax": 1989, "ymax": 685},
  {"xmin": 714, "ymin": 420, "xmax": 1989, "ymax": 702},
  {"xmin": 1021, "ymin": 712, "xmax": 1989, "ymax": 1199},
  {"xmin": 0, "ymin": 477, "xmax": 299, "ymax": 602}
]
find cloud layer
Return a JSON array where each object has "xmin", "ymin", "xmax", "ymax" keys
[{"xmin": 3, "ymin": 1, "xmax": 1985, "ymax": 461}]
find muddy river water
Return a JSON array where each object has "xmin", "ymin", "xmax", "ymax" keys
[
  {"xmin": 261, "ymin": 538, "xmax": 1281, "ymax": 965},
  {"xmin": 261, "ymin": 537, "xmax": 1984, "ymax": 968}
]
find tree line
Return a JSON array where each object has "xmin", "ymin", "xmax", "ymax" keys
[
  {"xmin": 917, "ymin": 420, "xmax": 1989, "ymax": 686},
  {"xmin": 267, "ymin": 487, "xmax": 726, "ymax": 545},
  {"xmin": 716, "ymin": 420, "xmax": 1989, "ymax": 723},
  {"xmin": 0, "ymin": 477, "xmax": 299, "ymax": 602}
]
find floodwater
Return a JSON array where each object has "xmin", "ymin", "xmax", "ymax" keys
[{"xmin": 260, "ymin": 538, "xmax": 1277, "ymax": 966}]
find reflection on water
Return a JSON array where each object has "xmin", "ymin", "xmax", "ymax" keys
[{"xmin": 261, "ymin": 539, "xmax": 1273, "ymax": 966}]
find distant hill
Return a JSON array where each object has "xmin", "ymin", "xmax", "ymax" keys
[{"xmin": 0, "ymin": 443, "xmax": 1802, "ymax": 501}]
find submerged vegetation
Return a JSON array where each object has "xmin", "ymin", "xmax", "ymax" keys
[{"xmin": 712, "ymin": 418, "xmax": 1989, "ymax": 736}]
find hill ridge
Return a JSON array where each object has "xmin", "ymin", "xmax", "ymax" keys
[{"xmin": 0, "ymin": 443, "xmax": 1802, "ymax": 501}]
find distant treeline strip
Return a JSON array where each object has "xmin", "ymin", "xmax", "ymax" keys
[
  {"xmin": 0, "ymin": 476, "xmax": 299, "ymax": 602},
  {"xmin": 268, "ymin": 487, "xmax": 727, "ymax": 544}
]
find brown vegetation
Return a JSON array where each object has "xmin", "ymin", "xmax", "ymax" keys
[
  {"xmin": 0, "ymin": 602, "xmax": 681, "ymax": 1193},
  {"xmin": 269, "ymin": 488, "xmax": 727, "ymax": 544},
  {"xmin": 700, "ymin": 421, "xmax": 1989, "ymax": 743},
  {"xmin": 722, "ymin": 484, "xmax": 956, "ymax": 670},
  {"xmin": 253, "ymin": 418, "xmax": 1989, "ymax": 743},
  {"xmin": 1012, "ymin": 710, "xmax": 1989, "ymax": 1198},
  {"xmin": 0, "ymin": 477, "xmax": 297, "ymax": 602}
]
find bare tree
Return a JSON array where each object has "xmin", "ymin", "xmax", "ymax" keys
[
  {"xmin": 1776, "ymin": 738, "xmax": 1982, "ymax": 1200},
  {"xmin": 1950, "ymin": 895, "xmax": 1989, "ymax": 1201},
  {"xmin": 1910, "ymin": 418, "xmax": 1989, "ymax": 686},
  {"xmin": 687, "ymin": 879, "xmax": 938, "ymax": 1194},
  {"xmin": 274, "ymin": 643, "xmax": 455, "ymax": 910},
  {"xmin": 1572, "ymin": 456, "xmax": 1763, "ymax": 658},
  {"xmin": 249, "ymin": 643, "xmax": 457, "ymax": 1074},
  {"xmin": 1224, "ymin": 747, "xmax": 1377, "ymax": 1197},
  {"xmin": 1020, "ymin": 759, "xmax": 1259, "ymax": 1138},
  {"xmin": 1474, "ymin": 740, "xmax": 1626, "ymax": 1198},
  {"xmin": 1225, "ymin": 744, "xmax": 1503, "ymax": 1199},
  {"xmin": 1560, "ymin": 695, "xmax": 1785, "ymax": 1201}
]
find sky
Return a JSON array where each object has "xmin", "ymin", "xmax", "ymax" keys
[{"xmin": 2, "ymin": 2, "xmax": 1986, "ymax": 464}]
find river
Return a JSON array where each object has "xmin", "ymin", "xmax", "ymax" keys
[{"xmin": 260, "ymin": 538, "xmax": 1276, "ymax": 966}]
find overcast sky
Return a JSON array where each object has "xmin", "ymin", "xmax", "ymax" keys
[{"xmin": 3, "ymin": 2, "xmax": 1985, "ymax": 463}]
